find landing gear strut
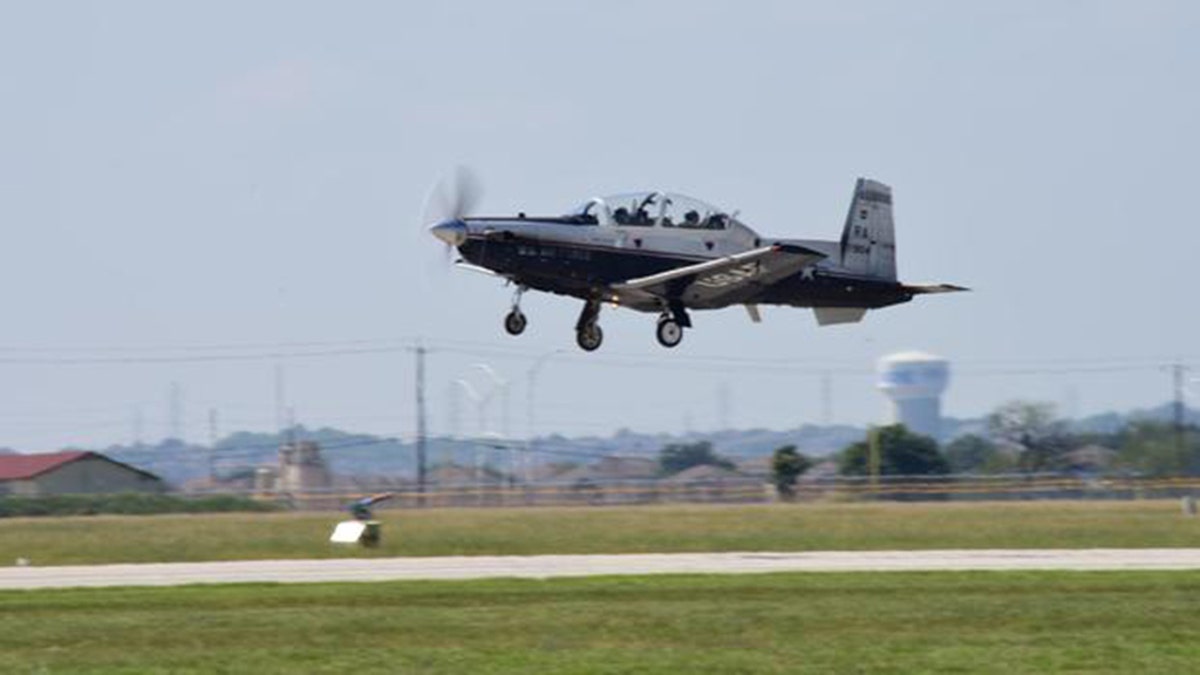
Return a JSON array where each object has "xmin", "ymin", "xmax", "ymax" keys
[
  {"xmin": 575, "ymin": 299, "xmax": 603, "ymax": 352},
  {"xmin": 504, "ymin": 286, "xmax": 528, "ymax": 336}
]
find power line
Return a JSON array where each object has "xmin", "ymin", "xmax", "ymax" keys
[{"xmin": 0, "ymin": 333, "xmax": 1198, "ymax": 373}]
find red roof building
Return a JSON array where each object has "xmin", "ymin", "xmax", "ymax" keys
[{"xmin": 0, "ymin": 451, "xmax": 164, "ymax": 496}]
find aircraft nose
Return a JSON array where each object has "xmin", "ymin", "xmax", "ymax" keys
[{"xmin": 430, "ymin": 219, "xmax": 468, "ymax": 247}]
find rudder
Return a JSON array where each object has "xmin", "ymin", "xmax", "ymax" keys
[{"xmin": 838, "ymin": 178, "xmax": 897, "ymax": 280}]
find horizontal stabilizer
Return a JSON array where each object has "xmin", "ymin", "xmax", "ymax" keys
[
  {"xmin": 813, "ymin": 307, "xmax": 867, "ymax": 326},
  {"xmin": 903, "ymin": 283, "xmax": 969, "ymax": 295}
]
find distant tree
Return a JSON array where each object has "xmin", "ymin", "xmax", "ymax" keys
[
  {"xmin": 988, "ymin": 400, "xmax": 1061, "ymax": 441},
  {"xmin": 987, "ymin": 401, "xmax": 1074, "ymax": 473},
  {"xmin": 771, "ymin": 445, "xmax": 812, "ymax": 500},
  {"xmin": 943, "ymin": 434, "xmax": 1007, "ymax": 474},
  {"xmin": 1115, "ymin": 421, "xmax": 1200, "ymax": 477},
  {"xmin": 658, "ymin": 441, "xmax": 734, "ymax": 475},
  {"xmin": 839, "ymin": 425, "xmax": 949, "ymax": 476}
]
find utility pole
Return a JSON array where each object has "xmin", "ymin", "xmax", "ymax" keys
[
  {"xmin": 473, "ymin": 363, "xmax": 511, "ymax": 483},
  {"xmin": 717, "ymin": 382, "xmax": 731, "ymax": 431},
  {"xmin": 526, "ymin": 350, "xmax": 561, "ymax": 484},
  {"xmin": 132, "ymin": 405, "xmax": 144, "ymax": 447},
  {"xmin": 821, "ymin": 372, "xmax": 833, "ymax": 425},
  {"xmin": 168, "ymin": 381, "xmax": 183, "ymax": 441},
  {"xmin": 273, "ymin": 364, "xmax": 286, "ymax": 435},
  {"xmin": 455, "ymin": 379, "xmax": 486, "ymax": 492},
  {"xmin": 415, "ymin": 343, "xmax": 428, "ymax": 505},
  {"xmin": 284, "ymin": 406, "xmax": 297, "ymax": 447},
  {"xmin": 867, "ymin": 426, "xmax": 881, "ymax": 494},
  {"xmin": 1173, "ymin": 363, "xmax": 1187, "ymax": 456},
  {"xmin": 207, "ymin": 408, "xmax": 219, "ymax": 484}
]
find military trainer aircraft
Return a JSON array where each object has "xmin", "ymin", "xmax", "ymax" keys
[{"xmin": 427, "ymin": 171, "xmax": 965, "ymax": 352}]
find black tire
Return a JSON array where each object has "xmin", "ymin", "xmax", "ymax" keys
[
  {"xmin": 504, "ymin": 310, "xmax": 527, "ymax": 336},
  {"xmin": 576, "ymin": 324, "xmax": 603, "ymax": 351},
  {"xmin": 656, "ymin": 319, "xmax": 683, "ymax": 348}
]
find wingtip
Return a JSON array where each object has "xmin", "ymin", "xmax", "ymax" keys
[{"xmin": 905, "ymin": 283, "xmax": 970, "ymax": 294}]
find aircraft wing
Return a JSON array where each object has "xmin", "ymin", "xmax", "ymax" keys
[{"xmin": 611, "ymin": 244, "xmax": 825, "ymax": 307}]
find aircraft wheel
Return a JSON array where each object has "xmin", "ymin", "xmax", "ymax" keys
[
  {"xmin": 576, "ymin": 323, "xmax": 603, "ymax": 352},
  {"xmin": 504, "ymin": 310, "xmax": 527, "ymax": 336},
  {"xmin": 656, "ymin": 318, "xmax": 683, "ymax": 348}
]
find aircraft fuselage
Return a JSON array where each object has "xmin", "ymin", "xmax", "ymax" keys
[
  {"xmin": 456, "ymin": 216, "xmax": 913, "ymax": 313},
  {"xmin": 428, "ymin": 181, "xmax": 963, "ymax": 350}
]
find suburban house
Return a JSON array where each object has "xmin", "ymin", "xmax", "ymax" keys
[{"xmin": 0, "ymin": 451, "xmax": 165, "ymax": 496}]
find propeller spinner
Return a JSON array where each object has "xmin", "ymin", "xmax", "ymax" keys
[{"xmin": 423, "ymin": 166, "xmax": 482, "ymax": 252}]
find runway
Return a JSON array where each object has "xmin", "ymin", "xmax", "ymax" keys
[{"xmin": 3, "ymin": 549, "xmax": 1200, "ymax": 590}]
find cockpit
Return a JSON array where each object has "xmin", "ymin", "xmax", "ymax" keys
[{"xmin": 568, "ymin": 192, "xmax": 736, "ymax": 230}]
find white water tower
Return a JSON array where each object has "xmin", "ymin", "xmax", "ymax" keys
[{"xmin": 877, "ymin": 351, "xmax": 950, "ymax": 439}]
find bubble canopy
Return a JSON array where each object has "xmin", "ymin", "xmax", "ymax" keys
[{"xmin": 569, "ymin": 192, "xmax": 734, "ymax": 230}]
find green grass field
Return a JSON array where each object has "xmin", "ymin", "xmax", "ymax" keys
[
  {"xmin": 3, "ymin": 571, "xmax": 1199, "ymax": 673},
  {"xmin": 2, "ymin": 500, "xmax": 1198, "ymax": 566}
]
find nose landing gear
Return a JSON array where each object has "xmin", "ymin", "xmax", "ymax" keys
[
  {"xmin": 504, "ymin": 310, "xmax": 527, "ymax": 335},
  {"xmin": 504, "ymin": 286, "xmax": 528, "ymax": 336}
]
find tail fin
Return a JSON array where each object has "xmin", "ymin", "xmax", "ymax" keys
[{"xmin": 838, "ymin": 178, "xmax": 897, "ymax": 280}]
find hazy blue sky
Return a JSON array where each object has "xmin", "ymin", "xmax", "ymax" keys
[{"xmin": 2, "ymin": 1, "xmax": 1198, "ymax": 450}]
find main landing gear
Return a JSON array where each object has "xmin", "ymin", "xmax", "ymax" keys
[
  {"xmin": 655, "ymin": 304, "xmax": 690, "ymax": 349},
  {"xmin": 656, "ymin": 315, "xmax": 683, "ymax": 348},
  {"xmin": 575, "ymin": 299, "xmax": 603, "ymax": 352}
]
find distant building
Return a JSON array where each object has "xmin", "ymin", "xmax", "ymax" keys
[
  {"xmin": 0, "ymin": 451, "xmax": 165, "ymax": 496},
  {"xmin": 255, "ymin": 441, "xmax": 332, "ymax": 495},
  {"xmin": 734, "ymin": 455, "xmax": 772, "ymax": 478},
  {"xmin": 877, "ymin": 351, "xmax": 951, "ymax": 439},
  {"xmin": 428, "ymin": 463, "xmax": 506, "ymax": 487},
  {"xmin": 1063, "ymin": 444, "xmax": 1118, "ymax": 474},
  {"xmin": 278, "ymin": 441, "xmax": 332, "ymax": 493},
  {"xmin": 663, "ymin": 464, "xmax": 745, "ymax": 483},
  {"xmin": 552, "ymin": 456, "xmax": 659, "ymax": 484}
]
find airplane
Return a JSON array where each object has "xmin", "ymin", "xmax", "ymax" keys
[{"xmin": 427, "ymin": 171, "xmax": 965, "ymax": 352}]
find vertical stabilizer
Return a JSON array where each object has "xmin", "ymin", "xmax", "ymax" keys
[{"xmin": 838, "ymin": 178, "xmax": 897, "ymax": 280}]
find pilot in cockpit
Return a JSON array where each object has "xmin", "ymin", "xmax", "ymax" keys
[{"xmin": 683, "ymin": 210, "xmax": 701, "ymax": 228}]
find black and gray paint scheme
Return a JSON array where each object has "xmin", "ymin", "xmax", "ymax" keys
[{"xmin": 429, "ymin": 177, "xmax": 965, "ymax": 351}]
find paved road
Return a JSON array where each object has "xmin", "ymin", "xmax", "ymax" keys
[{"xmin": 3, "ymin": 549, "xmax": 1200, "ymax": 590}]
